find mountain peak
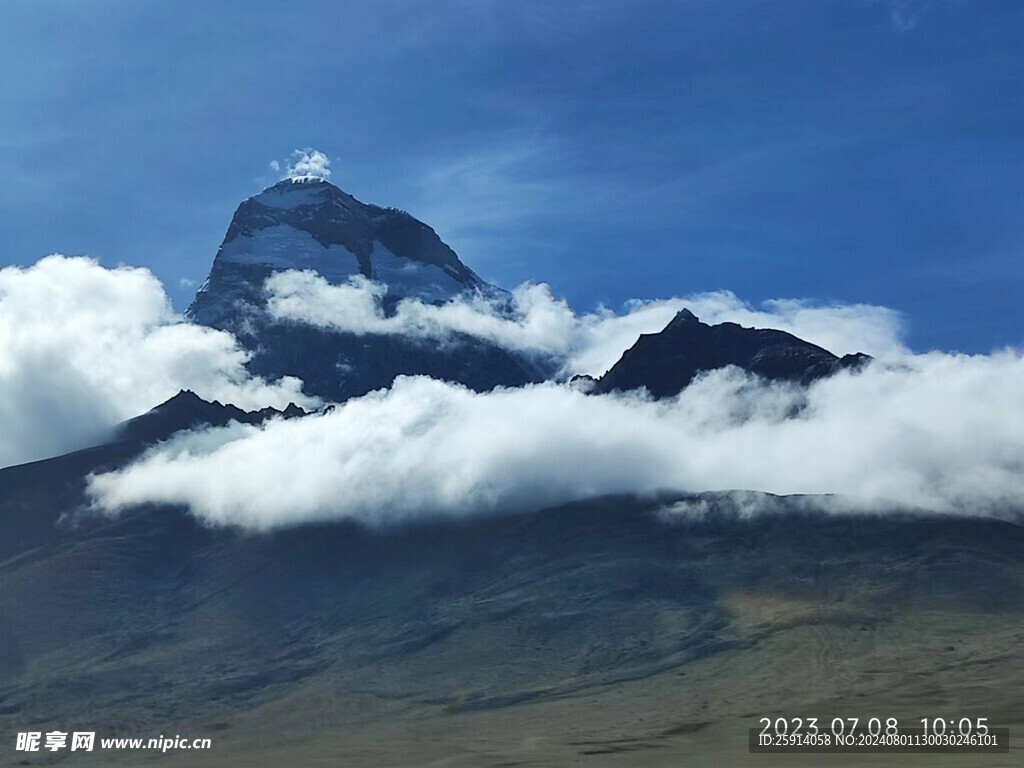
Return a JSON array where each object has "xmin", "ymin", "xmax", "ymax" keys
[
  {"xmin": 274, "ymin": 175, "xmax": 332, "ymax": 186},
  {"xmin": 277, "ymin": 147, "xmax": 334, "ymax": 185},
  {"xmin": 282, "ymin": 174, "xmax": 332, "ymax": 186},
  {"xmin": 114, "ymin": 391, "xmax": 306, "ymax": 446},
  {"xmin": 593, "ymin": 312, "xmax": 871, "ymax": 398},
  {"xmin": 187, "ymin": 176, "xmax": 493, "ymax": 331},
  {"xmin": 248, "ymin": 175, "xmax": 352, "ymax": 211},
  {"xmin": 667, "ymin": 308, "xmax": 699, "ymax": 327},
  {"xmin": 184, "ymin": 176, "xmax": 542, "ymax": 403}
]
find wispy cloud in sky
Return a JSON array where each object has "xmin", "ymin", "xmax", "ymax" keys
[
  {"xmin": 885, "ymin": 0, "xmax": 936, "ymax": 32},
  {"xmin": 406, "ymin": 135, "xmax": 571, "ymax": 261}
]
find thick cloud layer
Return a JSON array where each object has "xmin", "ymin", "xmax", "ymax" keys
[
  {"xmin": 266, "ymin": 271, "xmax": 906, "ymax": 378},
  {"xmin": 0, "ymin": 256, "xmax": 315, "ymax": 467},
  {"xmin": 90, "ymin": 350, "xmax": 1024, "ymax": 530},
  {"xmin": 11, "ymin": 256, "xmax": 1023, "ymax": 529}
]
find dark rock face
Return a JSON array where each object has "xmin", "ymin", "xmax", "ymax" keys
[
  {"xmin": 186, "ymin": 179, "xmax": 547, "ymax": 402},
  {"xmin": 244, "ymin": 322, "xmax": 544, "ymax": 404},
  {"xmin": 0, "ymin": 391, "xmax": 305, "ymax": 559},
  {"xmin": 115, "ymin": 390, "xmax": 305, "ymax": 445},
  {"xmin": 593, "ymin": 309, "xmax": 871, "ymax": 398}
]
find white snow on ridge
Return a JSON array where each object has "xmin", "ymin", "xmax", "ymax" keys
[
  {"xmin": 251, "ymin": 180, "xmax": 332, "ymax": 210},
  {"xmin": 369, "ymin": 242, "xmax": 468, "ymax": 303},
  {"xmin": 219, "ymin": 227, "xmax": 474, "ymax": 303},
  {"xmin": 219, "ymin": 226, "xmax": 362, "ymax": 282}
]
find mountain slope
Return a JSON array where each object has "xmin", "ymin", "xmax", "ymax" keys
[
  {"xmin": 186, "ymin": 178, "xmax": 545, "ymax": 402},
  {"xmin": 594, "ymin": 309, "xmax": 871, "ymax": 397},
  {"xmin": 0, "ymin": 489, "xmax": 1020, "ymax": 767},
  {"xmin": 0, "ymin": 391, "xmax": 302, "ymax": 560},
  {"xmin": 1, "ymin": 395, "xmax": 1021, "ymax": 766},
  {"xmin": 115, "ymin": 389, "xmax": 305, "ymax": 445}
]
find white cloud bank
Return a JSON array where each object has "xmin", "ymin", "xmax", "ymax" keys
[
  {"xmin": 0, "ymin": 255, "xmax": 316, "ymax": 468},
  {"xmin": 266, "ymin": 271, "xmax": 907, "ymax": 377},
  {"xmin": 9, "ymin": 255, "xmax": 1023, "ymax": 531},
  {"xmin": 90, "ymin": 349, "xmax": 1024, "ymax": 530}
]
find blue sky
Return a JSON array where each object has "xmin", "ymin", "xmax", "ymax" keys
[{"xmin": 1, "ymin": 0, "xmax": 1021, "ymax": 353}]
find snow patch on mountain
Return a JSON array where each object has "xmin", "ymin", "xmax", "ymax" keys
[
  {"xmin": 369, "ymin": 242, "xmax": 468, "ymax": 303},
  {"xmin": 187, "ymin": 177, "xmax": 497, "ymax": 331},
  {"xmin": 218, "ymin": 225, "xmax": 363, "ymax": 278},
  {"xmin": 251, "ymin": 178, "xmax": 333, "ymax": 209}
]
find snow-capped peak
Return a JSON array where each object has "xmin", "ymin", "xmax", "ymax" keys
[{"xmin": 186, "ymin": 174, "xmax": 496, "ymax": 329}]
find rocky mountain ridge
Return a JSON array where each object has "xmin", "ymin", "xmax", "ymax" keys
[{"xmin": 594, "ymin": 308, "xmax": 870, "ymax": 398}]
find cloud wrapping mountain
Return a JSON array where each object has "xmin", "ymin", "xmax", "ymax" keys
[
  {"xmin": 0, "ymin": 256, "xmax": 315, "ymax": 467},
  {"xmin": 90, "ymin": 350, "xmax": 1024, "ymax": 529},
  {"xmin": 266, "ymin": 270, "xmax": 907, "ymax": 377},
  {"xmin": 8, "ymin": 255, "xmax": 1022, "ymax": 526}
]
